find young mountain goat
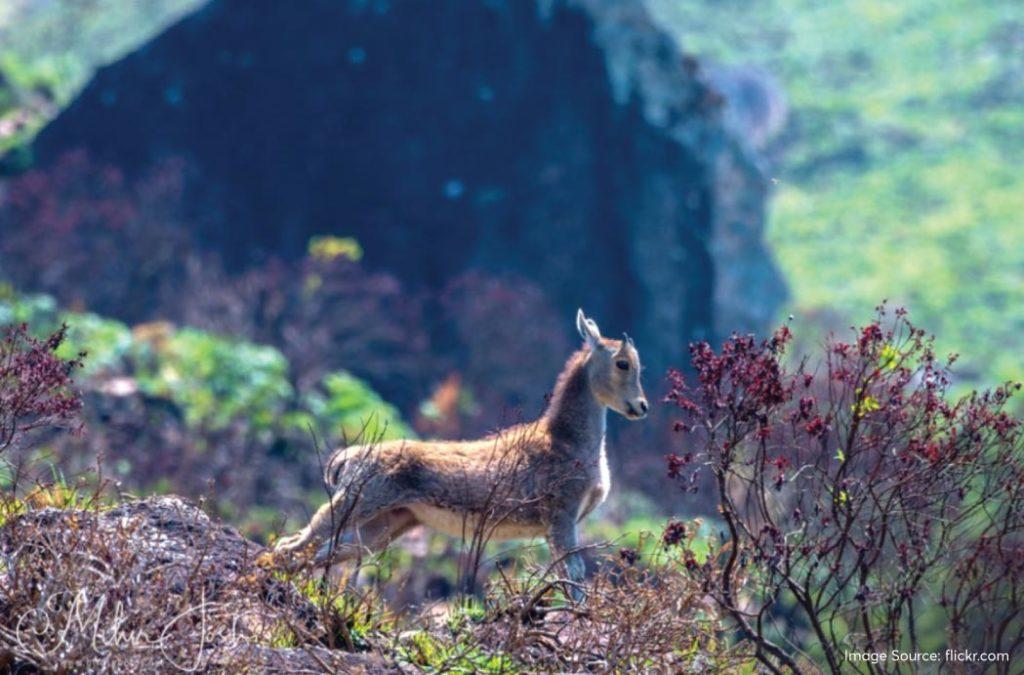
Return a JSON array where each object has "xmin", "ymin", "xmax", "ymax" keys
[{"xmin": 274, "ymin": 309, "xmax": 647, "ymax": 597}]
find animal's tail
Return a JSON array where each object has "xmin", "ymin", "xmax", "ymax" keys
[
  {"xmin": 324, "ymin": 447, "xmax": 350, "ymax": 489},
  {"xmin": 323, "ymin": 436, "xmax": 402, "ymax": 492}
]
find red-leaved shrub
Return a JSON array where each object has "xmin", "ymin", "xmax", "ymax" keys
[
  {"xmin": 0, "ymin": 323, "xmax": 82, "ymax": 458},
  {"xmin": 666, "ymin": 305, "xmax": 1024, "ymax": 673},
  {"xmin": 0, "ymin": 150, "xmax": 191, "ymax": 322}
]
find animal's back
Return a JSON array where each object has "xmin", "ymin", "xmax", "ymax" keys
[{"xmin": 324, "ymin": 422, "xmax": 554, "ymax": 490}]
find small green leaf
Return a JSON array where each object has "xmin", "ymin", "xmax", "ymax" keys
[{"xmin": 878, "ymin": 344, "xmax": 900, "ymax": 370}]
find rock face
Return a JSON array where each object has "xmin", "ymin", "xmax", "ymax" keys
[{"xmin": 32, "ymin": 0, "xmax": 785, "ymax": 375}]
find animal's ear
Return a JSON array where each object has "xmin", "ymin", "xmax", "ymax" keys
[{"xmin": 576, "ymin": 308, "xmax": 603, "ymax": 349}]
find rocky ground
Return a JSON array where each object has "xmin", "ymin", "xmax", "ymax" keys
[
  {"xmin": 0, "ymin": 494, "xmax": 726, "ymax": 673},
  {"xmin": 0, "ymin": 496, "xmax": 395, "ymax": 673}
]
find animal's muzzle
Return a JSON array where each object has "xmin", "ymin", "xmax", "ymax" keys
[{"xmin": 626, "ymin": 399, "xmax": 649, "ymax": 419}]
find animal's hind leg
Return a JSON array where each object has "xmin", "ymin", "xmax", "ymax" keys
[
  {"xmin": 317, "ymin": 507, "xmax": 420, "ymax": 566},
  {"xmin": 274, "ymin": 479, "xmax": 407, "ymax": 564}
]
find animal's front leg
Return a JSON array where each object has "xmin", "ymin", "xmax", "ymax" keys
[
  {"xmin": 274, "ymin": 490, "xmax": 351, "ymax": 563},
  {"xmin": 547, "ymin": 517, "xmax": 586, "ymax": 602}
]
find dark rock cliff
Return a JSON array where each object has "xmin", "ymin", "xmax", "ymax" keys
[{"xmin": 32, "ymin": 0, "xmax": 785, "ymax": 378}]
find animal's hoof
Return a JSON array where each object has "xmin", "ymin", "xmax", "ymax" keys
[
  {"xmin": 273, "ymin": 531, "xmax": 306, "ymax": 552},
  {"xmin": 271, "ymin": 531, "xmax": 322, "ymax": 571}
]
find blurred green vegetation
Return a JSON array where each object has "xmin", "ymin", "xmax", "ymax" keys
[
  {"xmin": 304, "ymin": 372, "xmax": 411, "ymax": 443},
  {"xmin": 0, "ymin": 287, "xmax": 413, "ymax": 443},
  {"xmin": 135, "ymin": 328, "xmax": 294, "ymax": 433},
  {"xmin": 307, "ymin": 235, "xmax": 364, "ymax": 263},
  {"xmin": 648, "ymin": 0, "xmax": 1024, "ymax": 387},
  {"xmin": 0, "ymin": 0, "xmax": 202, "ymax": 95},
  {"xmin": 583, "ymin": 490, "xmax": 714, "ymax": 563},
  {"xmin": 398, "ymin": 627, "xmax": 517, "ymax": 674},
  {"xmin": 0, "ymin": 0, "xmax": 202, "ymax": 156}
]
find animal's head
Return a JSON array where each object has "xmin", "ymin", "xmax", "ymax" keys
[{"xmin": 576, "ymin": 309, "xmax": 648, "ymax": 420}]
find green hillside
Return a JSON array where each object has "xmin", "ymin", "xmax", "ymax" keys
[
  {"xmin": 0, "ymin": 0, "xmax": 202, "ymax": 157},
  {"xmin": 649, "ymin": 0, "xmax": 1024, "ymax": 386}
]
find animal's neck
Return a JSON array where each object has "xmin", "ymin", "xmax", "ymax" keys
[{"xmin": 543, "ymin": 349, "xmax": 606, "ymax": 453}]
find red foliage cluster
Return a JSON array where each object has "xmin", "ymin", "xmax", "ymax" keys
[
  {"xmin": 661, "ymin": 519, "xmax": 688, "ymax": 548},
  {"xmin": 0, "ymin": 323, "xmax": 82, "ymax": 455},
  {"xmin": 438, "ymin": 271, "xmax": 571, "ymax": 435},
  {"xmin": 665, "ymin": 305, "xmax": 1024, "ymax": 673},
  {"xmin": 0, "ymin": 151, "xmax": 191, "ymax": 321}
]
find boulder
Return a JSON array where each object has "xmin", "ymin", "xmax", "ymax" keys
[
  {"xmin": 32, "ymin": 0, "xmax": 785, "ymax": 378},
  {"xmin": 0, "ymin": 496, "xmax": 396, "ymax": 673}
]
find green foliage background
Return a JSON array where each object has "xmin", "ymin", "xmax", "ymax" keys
[
  {"xmin": 649, "ymin": 0, "xmax": 1024, "ymax": 387},
  {"xmin": 0, "ymin": 288, "xmax": 413, "ymax": 444},
  {"xmin": 0, "ymin": 0, "xmax": 201, "ymax": 156}
]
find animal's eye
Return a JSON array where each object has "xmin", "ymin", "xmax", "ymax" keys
[{"xmin": 616, "ymin": 360, "xmax": 630, "ymax": 371}]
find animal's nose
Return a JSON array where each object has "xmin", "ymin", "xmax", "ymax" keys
[{"xmin": 639, "ymin": 399, "xmax": 649, "ymax": 415}]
